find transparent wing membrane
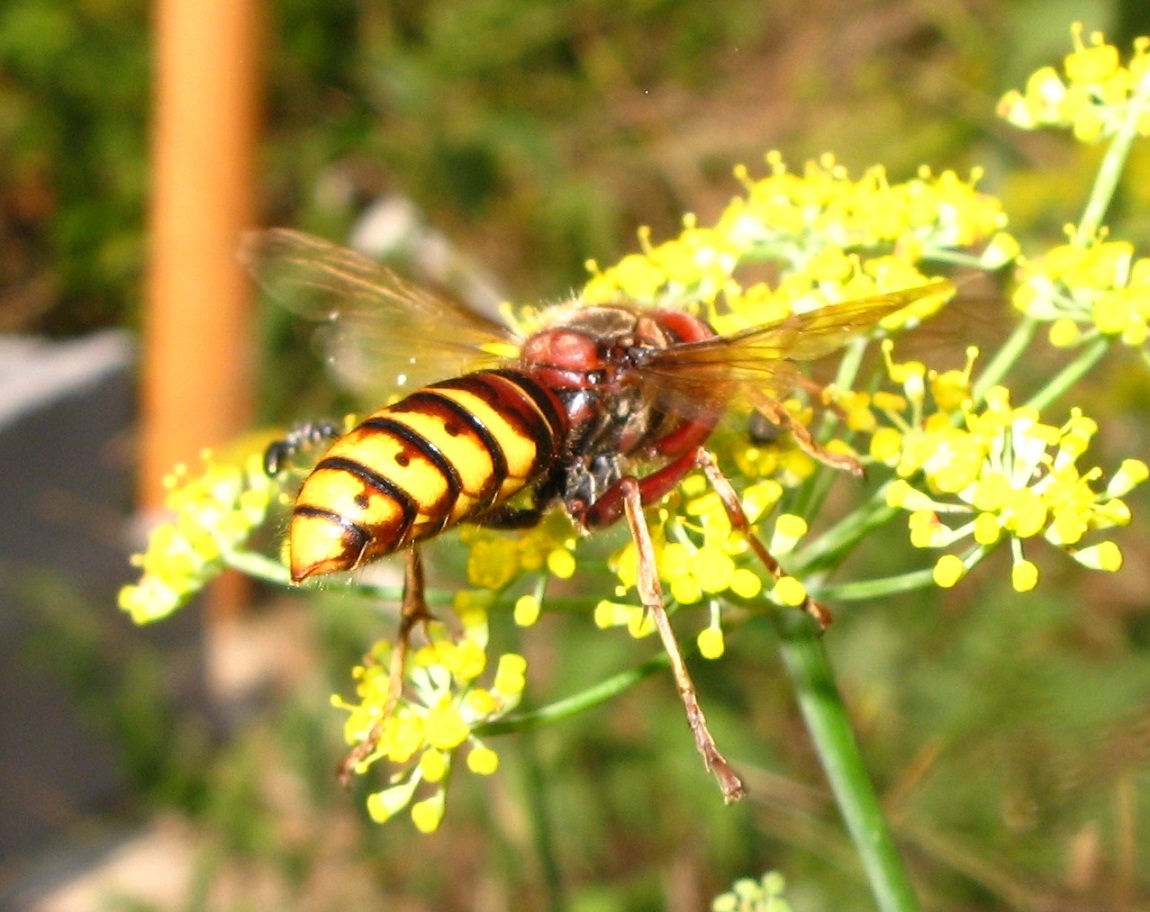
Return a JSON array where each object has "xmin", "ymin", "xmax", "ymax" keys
[{"xmin": 245, "ymin": 229, "xmax": 518, "ymax": 401}]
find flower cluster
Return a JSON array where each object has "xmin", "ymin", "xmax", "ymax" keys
[
  {"xmin": 458, "ymin": 509, "xmax": 579, "ymax": 598},
  {"xmin": 336, "ymin": 616, "xmax": 527, "ymax": 832},
  {"xmin": 866, "ymin": 344, "xmax": 1147, "ymax": 591},
  {"xmin": 581, "ymin": 152, "xmax": 1010, "ymax": 327},
  {"xmin": 726, "ymin": 418, "xmax": 821, "ymax": 488},
  {"xmin": 118, "ymin": 435, "xmax": 280, "ymax": 623},
  {"xmin": 450, "ymin": 509, "xmax": 582, "ymax": 631},
  {"xmin": 1014, "ymin": 230, "xmax": 1150, "ymax": 347},
  {"xmin": 711, "ymin": 872, "xmax": 793, "ymax": 912},
  {"xmin": 998, "ymin": 24, "xmax": 1150, "ymax": 142},
  {"xmin": 594, "ymin": 476, "xmax": 810, "ymax": 660}
]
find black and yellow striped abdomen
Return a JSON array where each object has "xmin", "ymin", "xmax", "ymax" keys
[{"xmin": 288, "ymin": 369, "xmax": 566, "ymax": 582}]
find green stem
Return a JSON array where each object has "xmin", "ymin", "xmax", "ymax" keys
[
  {"xmin": 769, "ymin": 611, "xmax": 921, "ymax": 912},
  {"xmin": 792, "ymin": 461, "xmax": 847, "ymax": 529},
  {"xmin": 1024, "ymin": 336, "xmax": 1109, "ymax": 412},
  {"xmin": 1078, "ymin": 78, "xmax": 1150, "ymax": 239},
  {"xmin": 792, "ymin": 337, "xmax": 873, "ymax": 519},
  {"xmin": 224, "ymin": 549, "xmax": 292, "ymax": 585},
  {"xmin": 518, "ymin": 729, "xmax": 568, "ymax": 912},
  {"xmin": 817, "ymin": 568, "xmax": 936, "ymax": 601},
  {"xmin": 921, "ymin": 249, "xmax": 994, "ymax": 270},
  {"xmin": 792, "ymin": 489, "xmax": 898, "ymax": 575},
  {"xmin": 475, "ymin": 652, "xmax": 669, "ymax": 736},
  {"xmin": 971, "ymin": 315, "xmax": 1038, "ymax": 403},
  {"xmin": 834, "ymin": 336, "xmax": 870, "ymax": 391},
  {"xmin": 224, "ymin": 549, "xmax": 465, "ymax": 607}
]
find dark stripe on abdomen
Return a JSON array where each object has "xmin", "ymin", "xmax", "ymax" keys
[
  {"xmin": 433, "ymin": 371, "xmax": 561, "ymax": 472},
  {"xmin": 360, "ymin": 414, "xmax": 464, "ymax": 509},
  {"xmin": 486, "ymin": 369, "xmax": 568, "ymax": 446},
  {"xmin": 392, "ymin": 390, "xmax": 508, "ymax": 505},
  {"xmin": 291, "ymin": 504, "xmax": 370, "ymax": 552},
  {"xmin": 313, "ymin": 454, "xmax": 419, "ymax": 542}
]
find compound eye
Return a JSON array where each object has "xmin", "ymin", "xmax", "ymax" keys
[{"xmin": 522, "ymin": 329, "xmax": 601, "ymax": 371}]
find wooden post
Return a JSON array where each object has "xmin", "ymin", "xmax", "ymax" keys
[{"xmin": 143, "ymin": 0, "xmax": 264, "ymax": 615}]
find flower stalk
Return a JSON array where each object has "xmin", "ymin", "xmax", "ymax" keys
[{"xmin": 771, "ymin": 611, "xmax": 922, "ymax": 912}]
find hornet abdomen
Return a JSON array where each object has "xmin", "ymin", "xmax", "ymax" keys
[{"xmin": 289, "ymin": 369, "xmax": 567, "ymax": 582}]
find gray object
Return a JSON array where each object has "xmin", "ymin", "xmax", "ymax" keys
[{"xmin": 0, "ymin": 332, "xmax": 204, "ymax": 881}]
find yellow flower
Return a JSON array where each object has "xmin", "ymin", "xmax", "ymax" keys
[
  {"xmin": 1012, "ymin": 232, "xmax": 1150, "ymax": 347},
  {"xmin": 697, "ymin": 623, "xmax": 726, "ymax": 659},
  {"xmin": 513, "ymin": 593, "xmax": 542, "ymax": 626},
  {"xmin": 367, "ymin": 779, "xmax": 419, "ymax": 824},
  {"xmin": 411, "ymin": 791, "xmax": 447, "ymax": 834},
  {"xmin": 581, "ymin": 150, "xmax": 1001, "ymax": 326},
  {"xmin": 467, "ymin": 744, "xmax": 501, "ymax": 776},
  {"xmin": 773, "ymin": 576, "xmax": 808, "ymax": 608},
  {"xmin": 460, "ymin": 510, "xmax": 578, "ymax": 589},
  {"xmin": 1012, "ymin": 560, "xmax": 1040, "ymax": 592},
  {"xmin": 770, "ymin": 514, "xmax": 808, "ymax": 554},
  {"xmin": 873, "ymin": 369, "xmax": 1144, "ymax": 590},
  {"xmin": 729, "ymin": 567, "xmax": 764, "ymax": 599},
  {"xmin": 998, "ymin": 25, "xmax": 1150, "ymax": 142},
  {"xmin": 419, "ymin": 748, "xmax": 449, "ymax": 783},
  {"xmin": 425, "ymin": 698, "xmax": 471, "ymax": 751},
  {"xmin": 932, "ymin": 554, "xmax": 967, "ymax": 588},
  {"xmin": 464, "ymin": 536, "xmax": 522, "ymax": 590},
  {"xmin": 336, "ymin": 621, "xmax": 527, "ymax": 830},
  {"xmin": 493, "ymin": 653, "xmax": 528, "ymax": 695},
  {"xmin": 928, "ymin": 347, "xmax": 978, "ymax": 412},
  {"xmin": 712, "ymin": 871, "xmax": 792, "ymax": 912},
  {"xmin": 118, "ymin": 435, "xmax": 280, "ymax": 623}
]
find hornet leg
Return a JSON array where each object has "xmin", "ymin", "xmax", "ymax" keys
[
  {"xmin": 338, "ymin": 546, "xmax": 433, "ymax": 783},
  {"xmin": 749, "ymin": 393, "xmax": 863, "ymax": 478},
  {"xmin": 264, "ymin": 418, "xmax": 343, "ymax": 475},
  {"xmin": 694, "ymin": 448, "xmax": 833, "ymax": 629},
  {"xmin": 620, "ymin": 477, "xmax": 747, "ymax": 803}
]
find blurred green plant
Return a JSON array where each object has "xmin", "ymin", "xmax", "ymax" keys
[
  {"xmin": 712, "ymin": 871, "xmax": 793, "ymax": 912},
  {"xmin": 0, "ymin": 0, "xmax": 149, "ymax": 333},
  {"xmin": 119, "ymin": 21, "xmax": 1150, "ymax": 912},
  {"xmin": 1, "ymin": 0, "xmax": 1020, "ymax": 343}
]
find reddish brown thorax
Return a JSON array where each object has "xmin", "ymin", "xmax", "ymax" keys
[
  {"xmin": 519, "ymin": 304, "xmax": 713, "ymax": 392},
  {"xmin": 512, "ymin": 304, "xmax": 720, "ymax": 515}
]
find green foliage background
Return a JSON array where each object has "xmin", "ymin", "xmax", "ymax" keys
[
  {"xmin": 6, "ymin": 1, "xmax": 1150, "ymax": 910},
  {"xmin": 6, "ymin": 0, "xmax": 1148, "ymax": 337}
]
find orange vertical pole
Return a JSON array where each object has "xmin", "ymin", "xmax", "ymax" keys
[{"xmin": 143, "ymin": 0, "xmax": 263, "ymax": 614}]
